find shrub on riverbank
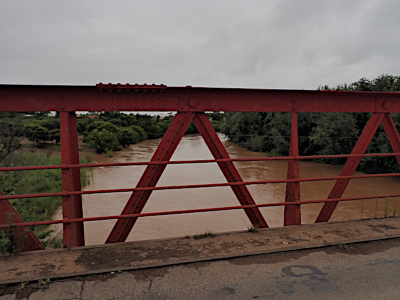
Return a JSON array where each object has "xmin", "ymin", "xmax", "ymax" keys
[{"xmin": 0, "ymin": 151, "xmax": 93, "ymax": 252}]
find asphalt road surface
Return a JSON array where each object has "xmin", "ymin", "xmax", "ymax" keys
[{"xmin": 2, "ymin": 238, "xmax": 400, "ymax": 299}]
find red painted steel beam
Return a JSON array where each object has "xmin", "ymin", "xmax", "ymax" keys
[
  {"xmin": 381, "ymin": 114, "xmax": 400, "ymax": 166},
  {"xmin": 0, "ymin": 190, "xmax": 44, "ymax": 251},
  {"xmin": 284, "ymin": 112, "xmax": 301, "ymax": 226},
  {"xmin": 193, "ymin": 113, "xmax": 268, "ymax": 228},
  {"xmin": 316, "ymin": 113, "xmax": 385, "ymax": 223},
  {"xmin": 1, "ymin": 84, "xmax": 400, "ymax": 113},
  {"xmin": 106, "ymin": 112, "xmax": 195, "ymax": 243},
  {"xmin": 60, "ymin": 112, "xmax": 85, "ymax": 247}
]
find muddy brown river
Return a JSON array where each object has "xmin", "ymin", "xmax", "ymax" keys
[{"xmin": 66, "ymin": 134, "xmax": 400, "ymax": 246}]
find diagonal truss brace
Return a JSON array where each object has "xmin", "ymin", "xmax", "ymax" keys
[
  {"xmin": 106, "ymin": 112, "xmax": 195, "ymax": 243},
  {"xmin": 193, "ymin": 113, "xmax": 268, "ymax": 229},
  {"xmin": 107, "ymin": 112, "xmax": 268, "ymax": 243},
  {"xmin": 381, "ymin": 113, "xmax": 400, "ymax": 166},
  {"xmin": 316, "ymin": 113, "xmax": 385, "ymax": 223},
  {"xmin": 0, "ymin": 190, "xmax": 44, "ymax": 252}
]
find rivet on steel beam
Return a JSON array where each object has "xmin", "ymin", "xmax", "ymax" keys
[
  {"xmin": 109, "ymin": 106, "xmax": 113, "ymax": 110},
  {"xmin": 189, "ymin": 98, "xmax": 198, "ymax": 108}
]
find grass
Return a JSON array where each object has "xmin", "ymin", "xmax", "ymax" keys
[
  {"xmin": 0, "ymin": 151, "xmax": 93, "ymax": 253},
  {"xmin": 38, "ymin": 278, "xmax": 50, "ymax": 286},
  {"xmin": 247, "ymin": 224, "xmax": 259, "ymax": 233},
  {"xmin": 193, "ymin": 231, "xmax": 215, "ymax": 239},
  {"xmin": 385, "ymin": 196, "xmax": 389, "ymax": 218},
  {"xmin": 15, "ymin": 281, "xmax": 29, "ymax": 293}
]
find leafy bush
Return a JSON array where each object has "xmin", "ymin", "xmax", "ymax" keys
[
  {"xmin": 49, "ymin": 129, "xmax": 60, "ymax": 144},
  {"xmin": 119, "ymin": 128, "xmax": 140, "ymax": 147},
  {"xmin": 85, "ymin": 128, "xmax": 123, "ymax": 154},
  {"xmin": 24, "ymin": 124, "xmax": 49, "ymax": 144}
]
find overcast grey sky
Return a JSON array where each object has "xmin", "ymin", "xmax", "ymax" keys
[{"xmin": 0, "ymin": 0, "xmax": 399, "ymax": 89}]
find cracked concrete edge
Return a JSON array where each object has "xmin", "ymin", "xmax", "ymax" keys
[
  {"xmin": 0, "ymin": 216, "xmax": 395, "ymax": 259},
  {"xmin": 2, "ymin": 232, "xmax": 400, "ymax": 285}
]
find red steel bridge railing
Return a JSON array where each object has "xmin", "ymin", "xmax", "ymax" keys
[{"xmin": 1, "ymin": 83, "xmax": 400, "ymax": 251}]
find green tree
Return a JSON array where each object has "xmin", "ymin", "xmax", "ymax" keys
[
  {"xmin": 85, "ymin": 129, "xmax": 122, "ymax": 154},
  {"xmin": 24, "ymin": 124, "xmax": 49, "ymax": 145},
  {"xmin": 0, "ymin": 113, "xmax": 23, "ymax": 162},
  {"xmin": 49, "ymin": 129, "xmax": 61, "ymax": 145}
]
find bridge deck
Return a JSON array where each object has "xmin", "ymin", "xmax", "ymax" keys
[{"xmin": 1, "ymin": 217, "xmax": 400, "ymax": 285}]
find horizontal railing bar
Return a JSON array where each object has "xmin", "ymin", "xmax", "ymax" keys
[
  {"xmin": 1, "ymin": 152, "xmax": 400, "ymax": 172},
  {"xmin": 1, "ymin": 172, "xmax": 400, "ymax": 201},
  {"xmin": 2, "ymin": 193, "xmax": 399, "ymax": 228}
]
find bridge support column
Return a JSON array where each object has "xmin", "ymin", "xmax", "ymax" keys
[
  {"xmin": 316, "ymin": 113, "xmax": 384, "ymax": 223},
  {"xmin": 60, "ymin": 112, "xmax": 84, "ymax": 247},
  {"xmin": 284, "ymin": 112, "xmax": 301, "ymax": 226}
]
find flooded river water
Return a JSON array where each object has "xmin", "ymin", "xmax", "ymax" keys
[{"xmin": 73, "ymin": 134, "xmax": 400, "ymax": 245}]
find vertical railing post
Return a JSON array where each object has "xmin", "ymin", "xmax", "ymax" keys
[
  {"xmin": 284, "ymin": 112, "xmax": 301, "ymax": 226},
  {"xmin": 60, "ymin": 111, "xmax": 84, "ymax": 247}
]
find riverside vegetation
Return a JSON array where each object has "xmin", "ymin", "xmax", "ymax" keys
[{"xmin": 221, "ymin": 74, "xmax": 400, "ymax": 174}]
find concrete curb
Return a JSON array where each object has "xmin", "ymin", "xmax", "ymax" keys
[{"xmin": 2, "ymin": 232, "xmax": 400, "ymax": 285}]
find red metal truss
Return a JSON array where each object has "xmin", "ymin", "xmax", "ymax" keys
[
  {"xmin": 0, "ymin": 84, "xmax": 400, "ymax": 113},
  {"xmin": 316, "ymin": 113, "xmax": 385, "ymax": 222},
  {"xmin": 107, "ymin": 112, "xmax": 268, "ymax": 243},
  {"xmin": 284, "ymin": 112, "xmax": 301, "ymax": 226},
  {"xmin": 192, "ymin": 113, "xmax": 268, "ymax": 229},
  {"xmin": 107, "ymin": 112, "xmax": 195, "ymax": 243},
  {"xmin": 60, "ymin": 112, "xmax": 85, "ymax": 247},
  {"xmin": 2, "ymin": 83, "xmax": 400, "ymax": 251},
  {"xmin": 0, "ymin": 190, "xmax": 44, "ymax": 251}
]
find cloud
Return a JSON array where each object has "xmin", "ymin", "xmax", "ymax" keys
[{"xmin": 0, "ymin": 0, "xmax": 399, "ymax": 89}]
